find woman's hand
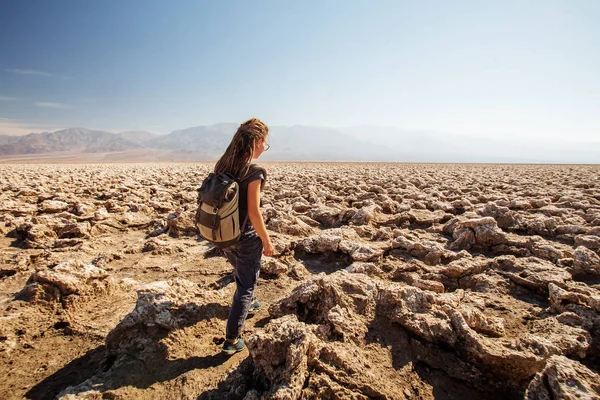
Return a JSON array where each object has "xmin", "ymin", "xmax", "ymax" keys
[{"xmin": 263, "ymin": 238, "xmax": 274, "ymax": 256}]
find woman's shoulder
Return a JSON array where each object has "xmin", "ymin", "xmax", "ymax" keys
[
  {"xmin": 248, "ymin": 162, "xmax": 266, "ymax": 171},
  {"xmin": 247, "ymin": 163, "xmax": 267, "ymax": 180},
  {"xmin": 241, "ymin": 164, "xmax": 266, "ymax": 193}
]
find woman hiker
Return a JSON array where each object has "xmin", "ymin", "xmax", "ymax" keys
[{"xmin": 214, "ymin": 118, "xmax": 274, "ymax": 354}]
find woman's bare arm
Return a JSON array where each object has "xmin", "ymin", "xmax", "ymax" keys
[{"xmin": 247, "ymin": 179, "xmax": 274, "ymax": 256}]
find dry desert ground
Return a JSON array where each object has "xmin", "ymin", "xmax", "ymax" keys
[{"xmin": 1, "ymin": 162, "xmax": 599, "ymax": 399}]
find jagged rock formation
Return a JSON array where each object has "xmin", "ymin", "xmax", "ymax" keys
[{"xmin": 0, "ymin": 163, "xmax": 598, "ymax": 399}]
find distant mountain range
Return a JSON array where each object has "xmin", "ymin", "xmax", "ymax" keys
[
  {"xmin": 0, "ymin": 128, "xmax": 159, "ymax": 155},
  {"xmin": 0, "ymin": 125, "xmax": 598, "ymax": 163}
]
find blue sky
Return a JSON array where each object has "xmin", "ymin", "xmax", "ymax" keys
[{"xmin": 0, "ymin": 0, "xmax": 598, "ymax": 142}]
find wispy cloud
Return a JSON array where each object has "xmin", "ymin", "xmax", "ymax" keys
[
  {"xmin": 34, "ymin": 101, "xmax": 71, "ymax": 109},
  {"xmin": 5, "ymin": 68, "xmax": 53, "ymax": 77},
  {"xmin": 0, "ymin": 95, "xmax": 16, "ymax": 101}
]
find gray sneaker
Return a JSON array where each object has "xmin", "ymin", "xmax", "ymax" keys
[
  {"xmin": 222, "ymin": 337, "xmax": 245, "ymax": 355},
  {"xmin": 249, "ymin": 297, "xmax": 261, "ymax": 311}
]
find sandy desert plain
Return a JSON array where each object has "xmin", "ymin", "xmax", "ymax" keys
[{"xmin": 0, "ymin": 162, "xmax": 599, "ymax": 400}]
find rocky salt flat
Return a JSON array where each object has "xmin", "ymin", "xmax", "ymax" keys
[{"xmin": 0, "ymin": 162, "xmax": 599, "ymax": 400}]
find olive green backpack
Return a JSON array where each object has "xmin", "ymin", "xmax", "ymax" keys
[{"xmin": 195, "ymin": 166, "xmax": 265, "ymax": 248}]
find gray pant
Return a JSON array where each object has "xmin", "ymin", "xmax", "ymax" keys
[{"xmin": 222, "ymin": 229, "xmax": 263, "ymax": 340}]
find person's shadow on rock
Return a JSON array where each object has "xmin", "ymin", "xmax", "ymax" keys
[{"xmin": 25, "ymin": 301, "xmax": 232, "ymax": 399}]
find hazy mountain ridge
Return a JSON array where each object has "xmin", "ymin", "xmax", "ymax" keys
[
  {"xmin": 0, "ymin": 128, "xmax": 148, "ymax": 155},
  {"xmin": 0, "ymin": 135, "xmax": 24, "ymax": 146},
  {"xmin": 147, "ymin": 124, "xmax": 237, "ymax": 153},
  {"xmin": 0, "ymin": 125, "xmax": 396, "ymax": 161},
  {"xmin": 117, "ymin": 130, "xmax": 162, "ymax": 144},
  {"xmin": 0, "ymin": 125, "xmax": 598, "ymax": 163}
]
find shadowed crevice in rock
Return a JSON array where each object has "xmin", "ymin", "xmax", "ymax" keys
[
  {"xmin": 505, "ymin": 284, "xmax": 552, "ymax": 308},
  {"xmin": 0, "ymin": 268, "xmax": 17, "ymax": 279},
  {"xmin": 293, "ymin": 252, "xmax": 353, "ymax": 275},
  {"xmin": 196, "ymin": 358, "xmax": 258, "ymax": 400},
  {"xmin": 572, "ymin": 274, "xmax": 600, "ymax": 287},
  {"xmin": 412, "ymin": 363, "xmax": 513, "ymax": 400}
]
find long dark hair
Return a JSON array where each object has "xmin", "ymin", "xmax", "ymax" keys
[{"xmin": 214, "ymin": 118, "xmax": 268, "ymax": 178}]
